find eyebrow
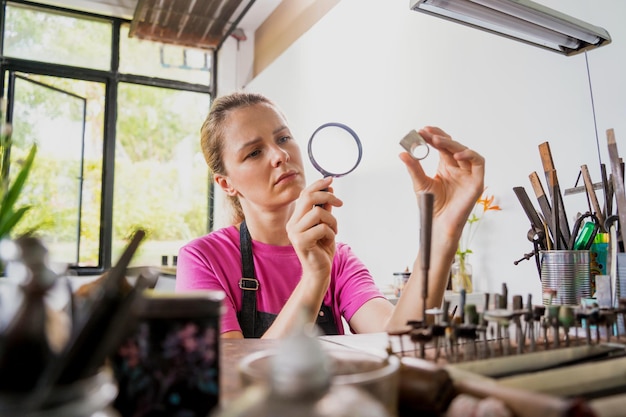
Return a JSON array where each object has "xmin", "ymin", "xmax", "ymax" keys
[{"xmin": 237, "ymin": 125, "xmax": 289, "ymax": 153}]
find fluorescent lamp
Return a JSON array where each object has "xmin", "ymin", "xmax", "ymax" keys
[{"xmin": 410, "ymin": 0, "xmax": 611, "ymax": 56}]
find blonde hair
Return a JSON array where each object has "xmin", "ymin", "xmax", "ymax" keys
[{"xmin": 200, "ymin": 91, "xmax": 277, "ymax": 224}]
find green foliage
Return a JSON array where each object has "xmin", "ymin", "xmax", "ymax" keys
[{"xmin": 0, "ymin": 142, "xmax": 37, "ymax": 239}]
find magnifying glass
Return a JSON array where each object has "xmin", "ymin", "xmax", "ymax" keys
[{"xmin": 307, "ymin": 122, "xmax": 363, "ymax": 179}]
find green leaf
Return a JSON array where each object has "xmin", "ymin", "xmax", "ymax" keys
[
  {"xmin": 0, "ymin": 144, "xmax": 37, "ymax": 238},
  {"xmin": 0, "ymin": 206, "xmax": 31, "ymax": 237}
]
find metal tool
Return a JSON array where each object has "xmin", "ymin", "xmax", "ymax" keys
[
  {"xmin": 539, "ymin": 142, "xmax": 571, "ymax": 245},
  {"xmin": 513, "ymin": 186, "xmax": 549, "ymax": 250},
  {"xmin": 607, "ymin": 129, "xmax": 626, "ymax": 252},
  {"xmin": 581, "ymin": 164, "xmax": 606, "ymax": 231},
  {"xmin": 419, "ymin": 192, "xmax": 434, "ymax": 324},
  {"xmin": 529, "ymin": 171, "xmax": 557, "ymax": 248}
]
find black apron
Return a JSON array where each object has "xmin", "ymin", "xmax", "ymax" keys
[{"xmin": 237, "ymin": 220, "xmax": 339, "ymax": 338}]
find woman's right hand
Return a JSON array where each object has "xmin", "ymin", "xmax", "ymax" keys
[
  {"xmin": 263, "ymin": 177, "xmax": 344, "ymax": 338},
  {"xmin": 286, "ymin": 176, "xmax": 343, "ymax": 279}
]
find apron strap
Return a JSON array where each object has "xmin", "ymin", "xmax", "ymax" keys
[{"xmin": 239, "ymin": 220, "xmax": 258, "ymax": 338}]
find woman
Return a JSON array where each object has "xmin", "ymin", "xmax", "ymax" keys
[{"xmin": 176, "ymin": 91, "xmax": 485, "ymax": 339}]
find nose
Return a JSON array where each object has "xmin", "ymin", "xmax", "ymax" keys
[{"xmin": 270, "ymin": 144, "xmax": 290, "ymax": 167}]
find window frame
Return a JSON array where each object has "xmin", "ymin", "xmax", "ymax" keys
[{"xmin": 0, "ymin": 0, "xmax": 216, "ymax": 274}]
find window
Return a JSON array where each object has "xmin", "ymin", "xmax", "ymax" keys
[
  {"xmin": 119, "ymin": 23, "xmax": 211, "ymax": 85},
  {"xmin": 8, "ymin": 73, "xmax": 104, "ymax": 266},
  {"xmin": 4, "ymin": 3, "xmax": 112, "ymax": 70},
  {"xmin": 113, "ymin": 83, "xmax": 209, "ymax": 266},
  {"xmin": 1, "ymin": 1, "xmax": 213, "ymax": 273}
]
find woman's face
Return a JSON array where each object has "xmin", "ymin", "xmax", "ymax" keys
[{"xmin": 216, "ymin": 103, "xmax": 306, "ymax": 212}]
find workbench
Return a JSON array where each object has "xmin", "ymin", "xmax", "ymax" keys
[{"xmin": 219, "ymin": 331, "xmax": 626, "ymax": 417}]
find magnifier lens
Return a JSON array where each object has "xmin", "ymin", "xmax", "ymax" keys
[{"xmin": 308, "ymin": 124, "xmax": 362, "ymax": 178}]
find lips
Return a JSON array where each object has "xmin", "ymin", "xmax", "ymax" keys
[{"xmin": 275, "ymin": 171, "xmax": 298, "ymax": 185}]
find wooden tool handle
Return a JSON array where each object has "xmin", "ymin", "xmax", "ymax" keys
[
  {"xmin": 418, "ymin": 192, "xmax": 434, "ymax": 320},
  {"xmin": 398, "ymin": 356, "xmax": 597, "ymax": 417},
  {"xmin": 539, "ymin": 142, "xmax": 571, "ymax": 243},
  {"xmin": 539, "ymin": 142, "xmax": 556, "ymax": 173},
  {"xmin": 455, "ymin": 379, "xmax": 597, "ymax": 417},
  {"xmin": 398, "ymin": 356, "xmax": 455, "ymax": 415},
  {"xmin": 529, "ymin": 171, "xmax": 548, "ymax": 200},
  {"xmin": 581, "ymin": 164, "xmax": 605, "ymax": 230},
  {"xmin": 419, "ymin": 192, "xmax": 434, "ymax": 272},
  {"xmin": 530, "ymin": 170, "xmax": 562, "ymax": 249}
]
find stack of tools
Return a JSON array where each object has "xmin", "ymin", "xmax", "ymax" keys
[
  {"xmin": 387, "ymin": 284, "xmax": 626, "ymax": 417},
  {"xmin": 514, "ymin": 141, "xmax": 604, "ymax": 270},
  {"xmin": 390, "ymin": 285, "xmax": 626, "ymax": 363},
  {"xmin": 513, "ymin": 129, "xmax": 626, "ymax": 331}
]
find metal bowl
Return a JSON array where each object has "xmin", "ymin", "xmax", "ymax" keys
[{"xmin": 238, "ymin": 348, "xmax": 400, "ymax": 416}]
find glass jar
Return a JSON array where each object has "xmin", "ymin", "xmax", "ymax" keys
[{"xmin": 451, "ymin": 254, "xmax": 473, "ymax": 293}]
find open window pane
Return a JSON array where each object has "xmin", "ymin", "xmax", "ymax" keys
[
  {"xmin": 3, "ymin": 4, "xmax": 112, "ymax": 70},
  {"xmin": 8, "ymin": 74, "xmax": 105, "ymax": 267},
  {"xmin": 113, "ymin": 83, "xmax": 210, "ymax": 267}
]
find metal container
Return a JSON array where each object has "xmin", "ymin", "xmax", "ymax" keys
[{"xmin": 540, "ymin": 250, "xmax": 591, "ymax": 305}]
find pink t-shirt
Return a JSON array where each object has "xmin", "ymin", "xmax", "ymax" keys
[{"xmin": 176, "ymin": 225, "xmax": 384, "ymax": 335}]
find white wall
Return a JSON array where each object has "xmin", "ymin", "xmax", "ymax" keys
[{"xmin": 216, "ymin": 0, "xmax": 626, "ymax": 303}]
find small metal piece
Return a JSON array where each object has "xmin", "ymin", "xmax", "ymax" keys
[{"xmin": 400, "ymin": 129, "xmax": 430, "ymax": 160}]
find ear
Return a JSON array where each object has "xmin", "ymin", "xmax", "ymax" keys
[{"xmin": 215, "ymin": 174, "xmax": 238, "ymax": 197}]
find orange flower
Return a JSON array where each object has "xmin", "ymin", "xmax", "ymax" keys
[
  {"xmin": 477, "ymin": 194, "xmax": 502, "ymax": 212},
  {"xmin": 457, "ymin": 189, "xmax": 501, "ymax": 258}
]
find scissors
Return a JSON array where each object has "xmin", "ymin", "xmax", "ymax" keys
[{"xmin": 568, "ymin": 212, "xmax": 600, "ymax": 250}]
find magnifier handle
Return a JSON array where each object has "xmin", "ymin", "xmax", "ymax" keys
[{"xmin": 315, "ymin": 187, "xmax": 329, "ymax": 208}]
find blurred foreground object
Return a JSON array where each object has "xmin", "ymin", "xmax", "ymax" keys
[
  {"xmin": 217, "ymin": 313, "xmax": 393, "ymax": 417},
  {"xmin": 110, "ymin": 289, "xmax": 224, "ymax": 417},
  {"xmin": 0, "ymin": 230, "xmax": 147, "ymax": 415}
]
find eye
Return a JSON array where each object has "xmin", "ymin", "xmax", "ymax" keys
[
  {"xmin": 277, "ymin": 135, "xmax": 291, "ymax": 144},
  {"xmin": 245, "ymin": 149, "xmax": 261, "ymax": 159}
]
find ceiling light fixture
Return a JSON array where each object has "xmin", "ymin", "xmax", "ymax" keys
[{"xmin": 410, "ymin": 0, "xmax": 611, "ymax": 56}]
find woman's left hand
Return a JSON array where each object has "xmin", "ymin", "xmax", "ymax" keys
[{"xmin": 400, "ymin": 126, "xmax": 485, "ymax": 238}]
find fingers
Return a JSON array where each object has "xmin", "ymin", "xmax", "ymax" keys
[
  {"xmin": 287, "ymin": 177, "xmax": 343, "ymax": 236},
  {"xmin": 419, "ymin": 127, "xmax": 469, "ymax": 167},
  {"xmin": 399, "ymin": 151, "xmax": 430, "ymax": 192},
  {"xmin": 399, "ymin": 126, "xmax": 485, "ymax": 219},
  {"xmin": 419, "ymin": 126, "xmax": 485, "ymax": 170},
  {"xmin": 454, "ymin": 146, "xmax": 486, "ymax": 174},
  {"xmin": 300, "ymin": 177, "xmax": 344, "ymax": 209}
]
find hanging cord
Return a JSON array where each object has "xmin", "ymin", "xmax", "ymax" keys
[{"xmin": 584, "ymin": 51, "xmax": 602, "ymax": 168}]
